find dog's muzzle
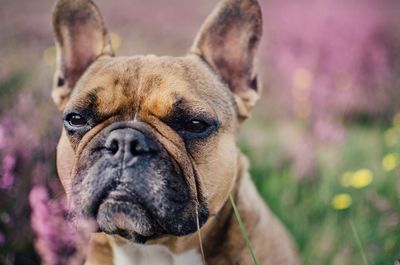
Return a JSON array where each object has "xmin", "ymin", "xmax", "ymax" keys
[{"xmin": 70, "ymin": 122, "xmax": 208, "ymax": 243}]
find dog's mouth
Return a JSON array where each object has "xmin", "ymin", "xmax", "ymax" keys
[
  {"xmin": 91, "ymin": 186, "xmax": 163, "ymax": 243},
  {"xmin": 77, "ymin": 173, "xmax": 209, "ymax": 244}
]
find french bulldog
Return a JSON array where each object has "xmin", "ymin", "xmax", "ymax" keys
[{"xmin": 51, "ymin": 0, "xmax": 301, "ymax": 264}]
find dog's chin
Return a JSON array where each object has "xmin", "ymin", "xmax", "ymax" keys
[{"xmin": 96, "ymin": 199, "xmax": 159, "ymax": 243}]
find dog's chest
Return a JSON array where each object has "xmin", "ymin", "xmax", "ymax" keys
[{"xmin": 112, "ymin": 243, "xmax": 202, "ymax": 265}]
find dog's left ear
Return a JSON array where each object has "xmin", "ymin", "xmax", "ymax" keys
[
  {"xmin": 52, "ymin": 0, "xmax": 114, "ymax": 111},
  {"xmin": 191, "ymin": 0, "xmax": 262, "ymax": 120}
]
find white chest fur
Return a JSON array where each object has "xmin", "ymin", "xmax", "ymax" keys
[{"xmin": 112, "ymin": 243, "xmax": 202, "ymax": 265}]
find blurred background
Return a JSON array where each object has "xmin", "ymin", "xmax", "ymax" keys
[{"xmin": 0, "ymin": 0, "xmax": 400, "ymax": 264}]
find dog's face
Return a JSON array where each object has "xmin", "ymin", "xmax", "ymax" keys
[
  {"xmin": 60, "ymin": 56, "xmax": 239, "ymax": 241},
  {"xmin": 52, "ymin": 0, "xmax": 262, "ymax": 243}
]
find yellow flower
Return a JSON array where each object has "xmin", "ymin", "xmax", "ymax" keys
[
  {"xmin": 384, "ymin": 128, "xmax": 398, "ymax": 147},
  {"xmin": 382, "ymin": 153, "xmax": 398, "ymax": 172},
  {"xmin": 393, "ymin": 112, "xmax": 400, "ymax": 128},
  {"xmin": 110, "ymin": 32, "xmax": 122, "ymax": 50},
  {"xmin": 351, "ymin": 169, "xmax": 373, "ymax": 189},
  {"xmin": 340, "ymin": 171, "xmax": 353, "ymax": 187},
  {"xmin": 332, "ymin": 193, "xmax": 352, "ymax": 210}
]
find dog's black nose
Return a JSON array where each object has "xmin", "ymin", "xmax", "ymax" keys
[{"xmin": 105, "ymin": 129, "xmax": 155, "ymax": 162}]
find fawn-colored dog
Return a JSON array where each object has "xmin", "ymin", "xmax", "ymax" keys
[{"xmin": 51, "ymin": 0, "xmax": 300, "ymax": 264}]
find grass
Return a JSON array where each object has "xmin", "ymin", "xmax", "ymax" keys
[
  {"xmin": 238, "ymin": 117, "xmax": 400, "ymax": 265},
  {"xmin": 230, "ymin": 193, "xmax": 260, "ymax": 265},
  {"xmin": 349, "ymin": 219, "xmax": 369, "ymax": 265}
]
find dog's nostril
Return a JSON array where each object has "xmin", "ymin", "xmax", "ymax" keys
[
  {"xmin": 130, "ymin": 139, "xmax": 141, "ymax": 154},
  {"xmin": 109, "ymin": 139, "xmax": 119, "ymax": 154}
]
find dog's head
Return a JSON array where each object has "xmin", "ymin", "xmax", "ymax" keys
[{"xmin": 52, "ymin": 0, "xmax": 262, "ymax": 243}]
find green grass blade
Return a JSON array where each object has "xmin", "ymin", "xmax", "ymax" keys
[
  {"xmin": 229, "ymin": 193, "xmax": 260, "ymax": 265},
  {"xmin": 349, "ymin": 219, "xmax": 370, "ymax": 265}
]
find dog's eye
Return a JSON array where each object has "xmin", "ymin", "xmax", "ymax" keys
[
  {"xmin": 65, "ymin": 113, "xmax": 87, "ymax": 128},
  {"xmin": 184, "ymin": 120, "xmax": 209, "ymax": 133}
]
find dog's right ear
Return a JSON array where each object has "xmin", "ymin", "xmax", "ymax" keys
[{"xmin": 52, "ymin": 0, "xmax": 113, "ymax": 111}]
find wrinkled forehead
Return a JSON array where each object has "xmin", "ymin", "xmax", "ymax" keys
[{"xmin": 66, "ymin": 55, "xmax": 235, "ymax": 120}]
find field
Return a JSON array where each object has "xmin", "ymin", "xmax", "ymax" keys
[
  {"xmin": 0, "ymin": 0, "xmax": 399, "ymax": 264},
  {"xmin": 240, "ymin": 116, "xmax": 400, "ymax": 265}
]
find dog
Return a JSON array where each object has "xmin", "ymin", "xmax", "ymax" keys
[{"xmin": 51, "ymin": 0, "xmax": 301, "ymax": 264}]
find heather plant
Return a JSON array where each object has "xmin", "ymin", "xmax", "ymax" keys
[
  {"xmin": 259, "ymin": 0, "xmax": 400, "ymax": 180},
  {"xmin": 0, "ymin": 88, "xmax": 61, "ymax": 264},
  {"xmin": 0, "ymin": 85, "xmax": 93, "ymax": 263},
  {"xmin": 262, "ymin": 0, "xmax": 395, "ymax": 134},
  {"xmin": 29, "ymin": 186, "xmax": 96, "ymax": 265}
]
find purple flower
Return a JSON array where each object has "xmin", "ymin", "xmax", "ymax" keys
[
  {"xmin": 0, "ymin": 124, "xmax": 5, "ymax": 150},
  {"xmin": 0, "ymin": 232, "xmax": 5, "ymax": 246},
  {"xmin": 0, "ymin": 154, "xmax": 16, "ymax": 189},
  {"xmin": 263, "ymin": 0, "xmax": 393, "ymax": 135},
  {"xmin": 29, "ymin": 185, "xmax": 96, "ymax": 265}
]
